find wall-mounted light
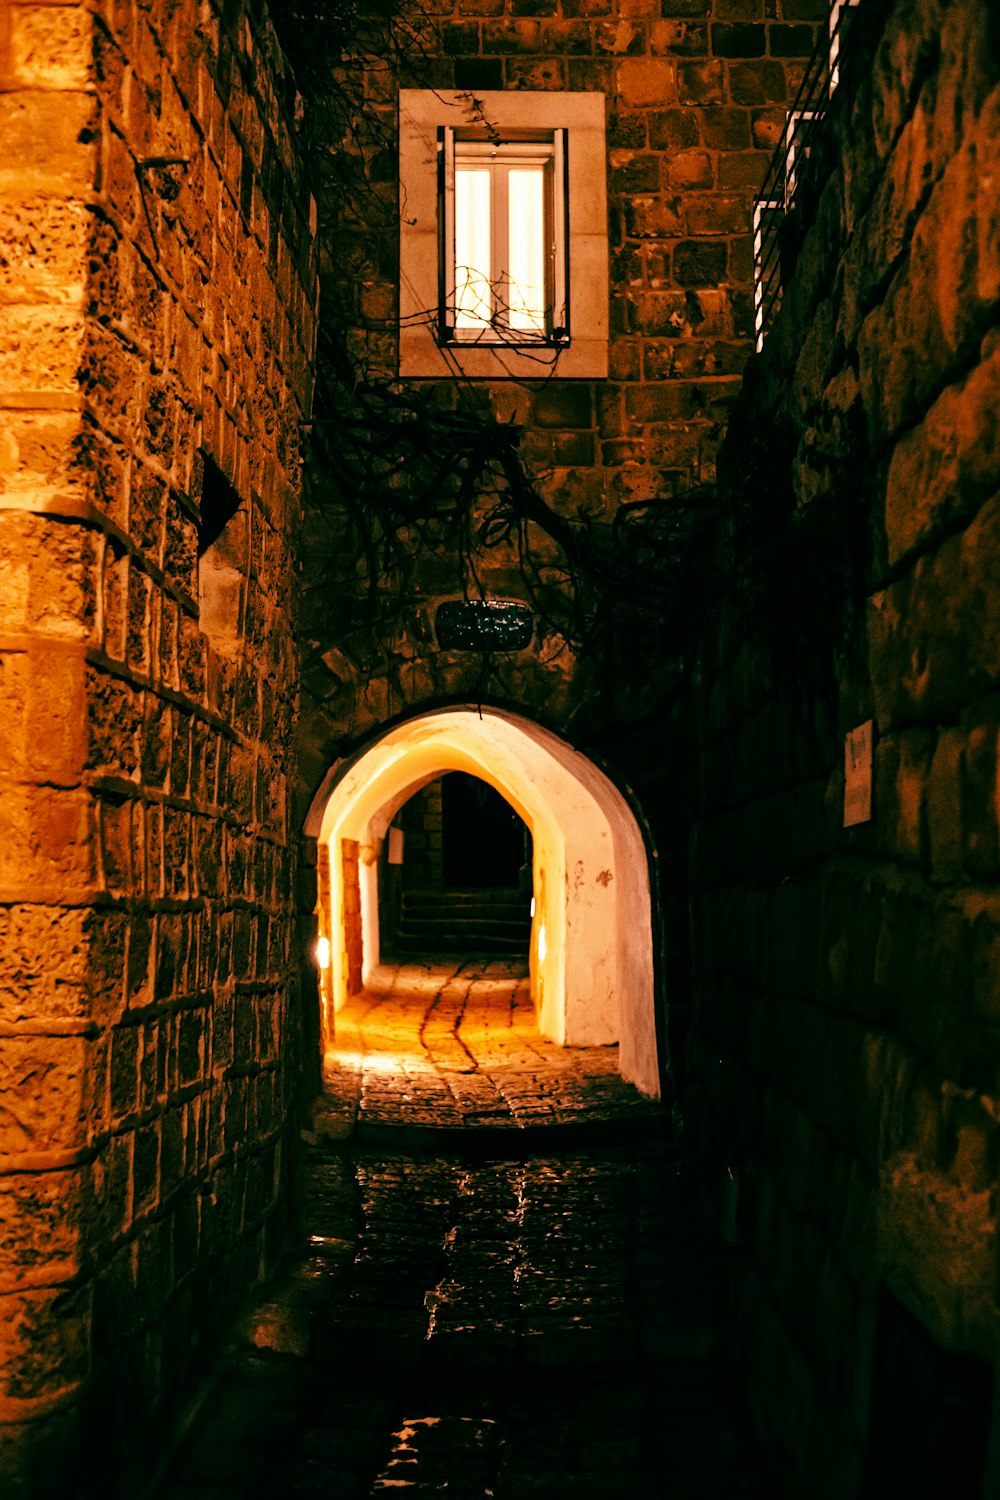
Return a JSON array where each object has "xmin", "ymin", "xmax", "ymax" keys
[
  {"xmin": 530, "ymin": 896, "xmax": 536, "ymax": 917},
  {"xmin": 316, "ymin": 936, "xmax": 331, "ymax": 969}
]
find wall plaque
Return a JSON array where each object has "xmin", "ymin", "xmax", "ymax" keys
[
  {"xmin": 435, "ymin": 599, "xmax": 533, "ymax": 652},
  {"xmin": 844, "ymin": 720, "xmax": 874, "ymax": 827}
]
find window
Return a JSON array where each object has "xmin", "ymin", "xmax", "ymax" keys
[
  {"xmin": 442, "ymin": 130, "xmax": 567, "ymax": 346},
  {"xmin": 399, "ymin": 91, "xmax": 608, "ymax": 379}
]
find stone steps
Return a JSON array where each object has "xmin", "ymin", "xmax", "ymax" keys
[{"xmin": 393, "ymin": 887, "xmax": 531, "ymax": 956}]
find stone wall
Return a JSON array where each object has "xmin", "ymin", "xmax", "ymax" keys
[
  {"xmin": 296, "ymin": 0, "xmax": 822, "ymax": 796},
  {"xmin": 401, "ymin": 781, "xmax": 445, "ymax": 889},
  {"xmin": 0, "ymin": 3, "xmax": 316, "ymax": 1494},
  {"xmin": 689, "ymin": 0, "xmax": 1000, "ymax": 1491}
]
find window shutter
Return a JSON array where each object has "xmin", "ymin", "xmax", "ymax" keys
[
  {"xmin": 552, "ymin": 128, "xmax": 568, "ymax": 341},
  {"xmin": 438, "ymin": 125, "xmax": 456, "ymax": 340}
]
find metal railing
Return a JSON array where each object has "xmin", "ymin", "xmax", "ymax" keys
[{"xmin": 752, "ymin": 0, "xmax": 860, "ymax": 352}]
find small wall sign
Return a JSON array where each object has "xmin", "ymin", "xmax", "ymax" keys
[
  {"xmin": 435, "ymin": 599, "xmax": 533, "ymax": 652},
  {"xmin": 844, "ymin": 720, "xmax": 874, "ymax": 827}
]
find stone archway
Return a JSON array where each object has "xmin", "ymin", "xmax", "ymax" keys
[{"xmin": 305, "ymin": 708, "xmax": 660, "ymax": 1097}]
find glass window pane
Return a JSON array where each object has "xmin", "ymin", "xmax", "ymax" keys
[
  {"xmin": 455, "ymin": 168, "xmax": 492, "ymax": 329},
  {"xmin": 507, "ymin": 168, "xmax": 546, "ymax": 333}
]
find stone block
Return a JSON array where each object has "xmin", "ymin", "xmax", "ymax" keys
[
  {"xmin": 0, "ymin": 1285, "xmax": 90, "ymax": 1402},
  {"xmin": 532, "ymin": 384, "xmax": 595, "ymax": 429},
  {"xmin": 650, "ymin": 20, "xmax": 708, "ymax": 57},
  {"xmin": 0, "ymin": 785, "xmax": 96, "ymax": 902},
  {"xmin": 0, "ymin": 304, "xmax": 85, "ymax": 396},
  {"xmin": 596, "ymin": 19, "xmax": 647, "ymax": 54},
  {"xmin": 0, "ymin": 905, "xmax": 92, "ymax": 1026},
  {"xmin": 0, "ymin": 1034, "xmax": 90, "ymax": 1156},
  {"xmin": 717, "ymin": 149, "xmax": 770, "ymax": 187},
  {"xmin": 609, "ymin": 151, "xmax": 661, "ymax": 193},
  {"xmin": 568, "ymin": 56, "xmax": 614, "ymax": 91},
  {"xmin": 8, "ymin": 4, "xmax": 93, "ymax": 90},
  {"xmin": 868, "ymin": 493, "xmax": 1000, "ymax": 729},
  {"xmin": 877, "ymin": 1152, "xmax": 995, "ymax": 1355},
  {"xmin": 816, "ymin": 868, "xmax": 880, "ymax": 1015},
  {"xmin": 616, "ymin": 57, "xmax": 679, "ymax": 107},
  {"xmin": 925, "ymin": 727, "xmax": 964, "ymax": 883},
  {"xmin": 882, "ymin": 727, "xmax": 934, "ymax": 865},
  {"xmin": 0, "ymin": 1169, "xmax": 84, "ymax": 1283},
  {"xmin": 100, "ymin": 793, "xmax": 135, "ymax": 899},
  {"xmin": 712, "ymin": 23, "xmax": 766, "ymax": 57},
  {"xmin": 678, "ymin": 58, "xmax": 726, "ymax": 105},
  {"xmin": 667, "ymin": 147, "xmax": 714, "ymax": 188},
  {"xmin": 728, "ymin": 58, "xmax": 787, "ymax": 105},
  {"xmin": 685, "ymin": 192, "xmax": 751, "ymax": 234},
  {"xmin": 0, "ymin": 194, "xmax": 89, "ymax": 307},
  {"xmin": 960, "ymin": 726, "xmax": 1000, "ymax": 880},
  {"xmin": 506, "ymin": 57, "xmax": 568, "ymax": 89},
  {"xmin": 868, "ymin": 0, "xmax": 947, "ymax": 163},
  {"xmin": 623, "ymin": 194, "xmax": 685, "ymax": 239},
  {"xmin": 883, "ymin": 337, "xmax": 1000, "ymax": 568},
  {"xmin": 859, "ymin": 130, "xmax": 986, "ymax": 444},
  {"xmin": 769, "ymin": 23, "xmax": 817, "ymax": 56},
  {"xmin": 751, "ymin": 105, "xmax": 787, "ymax": 149},
  {"xmin": 673, "ymin": 238, "xmax": 729, "ymax": 285},
  {"xmin": 109, "ymin": 1024, "xmax": 140, "ymax": 1124},
  {"xmin": 625, "ymin": 381, "xmax": 703, "ymax": 422},
  {"xmin": 0, "ymin": 91, "xmax": 96, "ymax": 191},
  {"xmin": 698, "ymin": 106, "xmax": 751, "ymax": 149},
  {"xmin": 481, "ymin": 18, "xmax": 543, "ymax": 52},
  {"xmin": 648, "ymin": 107, "xmax": 701, "ymax": 147}
]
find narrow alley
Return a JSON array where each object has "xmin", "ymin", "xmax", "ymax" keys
[{"xmin": 160, "ymin": 965, "xmax": 764, "ymax": 1498}]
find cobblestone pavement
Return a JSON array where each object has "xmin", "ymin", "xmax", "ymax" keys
[{"xmin": 161, "ymin": 964, "xmax": 764, "ymax": 1499}]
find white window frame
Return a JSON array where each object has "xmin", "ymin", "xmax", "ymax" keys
[
  {"xmin": 399, "ymin": 90, "xmax": 608, "ymax": 380},
  {"xmin": 442, "ymin": 131, "xmax": 567, "ymax": 346}
]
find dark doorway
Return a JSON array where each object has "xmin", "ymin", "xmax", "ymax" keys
[{"xmin": 441, "ymin": 772, "xmax": 529, "ymax": 890}]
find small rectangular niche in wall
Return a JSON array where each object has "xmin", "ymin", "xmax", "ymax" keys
[{"xmin": 198, "ymin": 454, "xmax": 247, "ymax": 655}]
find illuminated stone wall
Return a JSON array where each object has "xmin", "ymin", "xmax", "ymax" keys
[
  {"xmin": 688, "ymin": 0, "xmax": 1000, "ymax": 1490},
  {"xmin": 297, "ymin": 0, "xmax": 822, "ymax": 783},
  {"xmin": 0, "ymin": 3, "xmax": 316, "ymax": 1494}
]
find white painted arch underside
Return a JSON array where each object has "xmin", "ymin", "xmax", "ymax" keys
[{"xmin": 311, "ymin": 708, "xmax": 659, "ymax": 1098}]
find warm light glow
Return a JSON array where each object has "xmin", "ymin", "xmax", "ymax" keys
[
  {"xmin": 454, "ymin": 146, "xmax": 550, "ymax": 336},
  {"xmin": 508, "ymin": 168, "xmax": 546, "ymax": 332},
  {"xmin": 530, "ymin": 896, "xmax": 536, "ymax": 917},
  {"xmin": 316, "ymin": 936, "xmax": 331, "ymax": 969},
  {"xmin": 333, "ymin": 1050, "xmax": 407, "ymax": 1073},
  {"xmin": 310, "ymin": 707, "xmax": 659, "ymax": 1096},
  {"xmin": 455, "ymin": 167, "xmax": 492, "ymax": 329}
]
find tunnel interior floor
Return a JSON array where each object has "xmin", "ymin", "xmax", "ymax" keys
[
  {"xmin": 316, "ymin": 960, "xmax": 663, "ymax": 1142},
  {"xmin": 159, "ymin": 963, "xmax": 766, "ymax": 1499}
]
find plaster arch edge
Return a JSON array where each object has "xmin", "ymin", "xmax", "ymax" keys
[{"xmin": 305, "ymin": 705, "xmax": 661, "ymax": 1099}]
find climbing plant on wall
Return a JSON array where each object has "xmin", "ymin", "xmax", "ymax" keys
[{"xmin": 271, "ymin": 0, "xmax": 870, "ymax": 734}]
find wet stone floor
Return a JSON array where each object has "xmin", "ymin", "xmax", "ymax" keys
[{"xmin": 161, "ymin": 963, "xmax": 764, "ymax": 1499}]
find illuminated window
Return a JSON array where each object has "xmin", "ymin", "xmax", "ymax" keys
[
  {"xmin": 399, "ymin": 91, "xmax": 608, "ymax": 379},
  {"xmin": 440, "ymin": 132, "xmax": 567, "ymax": 346}
]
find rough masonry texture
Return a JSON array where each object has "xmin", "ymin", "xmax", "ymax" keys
[
  {"xmin": 0, "ymin": 3, "xmax": 316, "ymax": 1494},
  {"xmin": 2, "ymin": 0, "xmax": 999, "ymax": 1495},
  {"xmin": 296, "ymin": 0, "xmax": 823, "ymax": 784},
  {"xmin": 689, "ymin": 0, "xmax": 1000, "ymax": 1492}
]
